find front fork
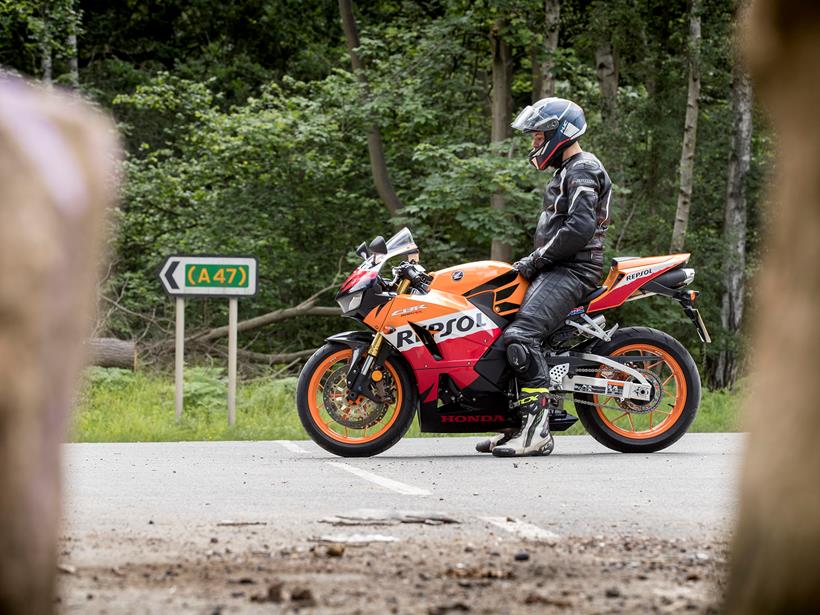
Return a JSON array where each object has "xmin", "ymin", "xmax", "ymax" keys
[{"xmin": 346, "ymin": 278, "xmax": 411, "ymax": 402}]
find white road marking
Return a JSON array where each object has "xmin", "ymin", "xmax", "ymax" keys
[
  {"xmin": 327, "ymin": 462, "xmax": 431, "ymax": 496},
  {"xmin": 276, "ymin": 441, "xmax": 309, "ymax": 454},
  {"xmin": 481, "ymin": 516, "xmax": 560, "ymax": 542}
]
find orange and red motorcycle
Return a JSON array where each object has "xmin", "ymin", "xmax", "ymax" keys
[{"xmin": 296, "ymin": 228, "xmax": 710, "ymax": 457}]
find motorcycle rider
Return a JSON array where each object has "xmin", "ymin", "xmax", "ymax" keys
[{"xmin": 479, "ymin": 97, "xmax": 612, "ymax": 457}]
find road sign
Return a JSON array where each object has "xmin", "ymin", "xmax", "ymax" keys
[
  {"xmin": 159, "ymin": 254, "xmax": 258, "ymax": 426},
  {"xmin": 158, "ymin": 255, "xmax": 257, "ymax": 297}
]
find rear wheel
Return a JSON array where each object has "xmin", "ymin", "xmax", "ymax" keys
[
  {"xmin": 574, "ymin": 327, "xmax": 700, "ymax": 453},
  {"xmin": 296, "ymin": 343, "xmax": 417, "ymax": 457}
]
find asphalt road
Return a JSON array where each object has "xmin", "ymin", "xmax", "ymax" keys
[{"xmin": 63, "ymin": 434, "xmax": 743, "ymax": 544}]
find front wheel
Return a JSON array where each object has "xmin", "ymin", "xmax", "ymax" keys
[
  {"xmin": 296, "ymin": 342, "xmax": 417, "ymax": 457},
  {"xmin": 574, "ymin": 327, "xmax": 701, "ymax": 453}
]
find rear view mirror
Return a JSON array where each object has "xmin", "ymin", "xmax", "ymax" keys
[
  {"xmin": 369, "ymin": 236, "xmax": 388, "ymax": 255},
  {"xmin": 355, "ymin": 242, "xmax": 370, "ymax": 259}
]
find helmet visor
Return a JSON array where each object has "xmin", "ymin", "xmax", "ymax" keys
[
  {"xmin": 511, "ymin": 105, "xmax": 539, "ymax": 131},
  {"xmin": 511, "ymin": 106, "xmax": 561, "ymax": 138}
]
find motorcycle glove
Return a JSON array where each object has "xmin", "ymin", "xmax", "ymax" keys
[{"xmin": 513, "ymin": 255, "xmax": 552, "ymax": 281}]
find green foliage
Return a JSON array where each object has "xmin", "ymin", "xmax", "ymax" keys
[
  {"xmin": 1, "ymin": 0, "xmax": 767, "ymax": 388},
  {"xmin": 73, "ymin": 369, "xmax": 305, "ymax": 442},
  {"xmin": 72, "ymin": 368, "xmax": 741, "ymax": 442},
  {"xmin": 108, "ymin": 71, "xmax": 388, "ymax": 349}
]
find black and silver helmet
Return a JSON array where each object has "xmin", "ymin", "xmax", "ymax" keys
[{"xmin": 511, "ymin": 97, "xmax": 587, "ymax": 170}]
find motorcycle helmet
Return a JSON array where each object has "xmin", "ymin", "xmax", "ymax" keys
[{"xmin": 511, "ymin": 97, "xmax": 587, "ymax": 170}]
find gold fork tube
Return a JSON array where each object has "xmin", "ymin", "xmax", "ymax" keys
[{"xmin": 367, "ymin": 278, "xmax": 412, "ymax": 357}]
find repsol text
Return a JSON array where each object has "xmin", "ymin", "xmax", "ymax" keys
[{"xmin": 395, "ymin": 311, "xmax": 487, "ymax": 348}]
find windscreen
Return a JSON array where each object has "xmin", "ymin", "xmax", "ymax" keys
[
  {"xmin": 385, "ymin": 227, "xmax": 415, "ymax": 253},
  {"xmin": 376, "ymin": 227, "xmax": 418, "ymax": 264},
  {"xmin": 337, "ymin": 227, "xmax": 418, "ymax": 297}
]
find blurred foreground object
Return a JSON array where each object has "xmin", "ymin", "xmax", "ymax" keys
[
  {"xmin": 727, "ymin": 1, "xmax": 820, "ymax": 613},
  {"xmin": 0, "ymin": 78, "xmax": 118, "ymax": 613}
]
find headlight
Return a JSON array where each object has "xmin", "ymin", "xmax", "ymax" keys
[{"xmin": 337, "ymin": 291, "xmax": 363, "ymax": 313}]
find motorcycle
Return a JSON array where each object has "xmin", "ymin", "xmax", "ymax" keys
[{"xmin": 296, "ymin": 227, "xmax": 710, "ymax": 457}]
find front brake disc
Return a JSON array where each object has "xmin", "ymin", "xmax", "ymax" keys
[{"xmin": 322, "ymin": 365, "xmax": 391, "ymax": 428}]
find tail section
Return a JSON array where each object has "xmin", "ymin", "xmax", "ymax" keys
[{"xmin": 587, "ymin": 254, "xmax": 690, "ymax": 312}]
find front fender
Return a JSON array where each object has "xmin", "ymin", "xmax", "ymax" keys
[
  {"xmin": 325, "ymin": 330, "xmax": 374, "ymax": 349},
  {"xmin": 325, "ymin": 331, "xmax": 417, "ymax": 402}
]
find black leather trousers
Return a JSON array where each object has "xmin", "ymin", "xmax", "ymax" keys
[{"xmin": 502, "ymin": 263, "xmax": 601, "ymax": 390}]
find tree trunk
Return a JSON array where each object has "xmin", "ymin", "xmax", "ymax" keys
[
  {"xmin": 669, "ymin": 0, "xmax": 701, "ymax": 253},
  {"xmin": 490, "ymin": 19, "xmax": 513, "ymax": 263},
  {"xmin": 725, "ymin": 0, "xmax": 820, "ymax": 612},
  {"xmin": 86, "ymin": 338, "xmax": 136, "ymax": 370},
  {"xmin": 711, "ymin": 65, "xmax": 752, "ymax": 389},
  {"xmin": 338, "ymin": 0, "xmax": 404, "ymax": 216},
  {"xmin": 39, "ymin": 17, "xmax": 52, "ymax": 86},
  {"xmin": 532, "ymin": 0, "xmax": 561, "ymax": 101},
  {"xmin": 0, "ymin": 81, "xmax": 116, "ymax": 615},
  {"xmin": 66, "ymin": 4, "xmax": 79, "ymax": 89},
  {"xmin": 595, "ymin": 42, "xmax": 618, "ymax": 124}
]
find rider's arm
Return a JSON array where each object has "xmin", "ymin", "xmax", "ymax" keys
[{"xmin": 517, "ymin": 162, "xmax": 601, "ymax": 276}]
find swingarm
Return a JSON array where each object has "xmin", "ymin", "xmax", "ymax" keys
[{"xmin": 545, "ymin": 352, "xmax": 655, "ymax": 402}]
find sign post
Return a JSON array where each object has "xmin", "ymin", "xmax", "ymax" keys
[
  {"xmin": 227, "ymin": 297, "xmax": 238, "ymax": 426},
  {"xmin": 158, "ymin": 255, "xmax": 258, "ymax": 424},
  {"xmin": 175, "ymin": 297, "xmax": 185, "ymax": 420}
]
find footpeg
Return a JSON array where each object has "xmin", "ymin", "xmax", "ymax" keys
[{"xmin": 549, "ymin": 363, "xmax": 569, "ymax": 388}]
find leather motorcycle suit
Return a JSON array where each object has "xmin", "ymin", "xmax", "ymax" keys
[{"xmin": 503, "ymin": 151, "xmax": 612, "ymax": 390}]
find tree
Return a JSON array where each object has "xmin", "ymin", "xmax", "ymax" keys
[
  {"xmin": 670, "ymin": 0, "xmax": 702, "ymax": 253},
  {"xmin": 531, "ymin": 0, "xmax": 560, "ymax": 101},
  {"xmin": 489, "ymin": 18, "xmax": 513, "ymax": 262},
  {"xmin": 338, "ymin": 0, "xmax": 404, "ymax": 216},
  {"xmin": 726, "ymin": 0, "xmax": 820, "ymax": 610},
  {"xmin": 595, "ymin": 41, "xmax": 618, "ymax": 123},
  {"xmin": 0, "ymin": 80, "xmax": 116, "ymax": 615},
  {"xmin": 712, "ymin": 62, "xmax": 752, "ymax": 389},
  {"xmin": 65, "ymin": 0, "xmax": 79, "ymax": 88},
  {"xmin": 37, "ymin": 14, "xmax": 50, "ymax": 84}
]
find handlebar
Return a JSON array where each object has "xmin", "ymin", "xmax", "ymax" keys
[{"xmin": 391, "ymin": 261, "xmax": 432, "ymax": 292}]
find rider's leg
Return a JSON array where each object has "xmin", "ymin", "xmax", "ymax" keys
[
  {"xmin": 491, "ymin": 338, "xmax": 554, "ymax": 456},
  {"xmin": 492, "ymin": 267, "xmax": 592, "ymax": 457}
]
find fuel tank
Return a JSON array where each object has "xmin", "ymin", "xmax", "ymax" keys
[{"xmin": 429, "ymin": 260, "xmax": 528, "ymax": 319}]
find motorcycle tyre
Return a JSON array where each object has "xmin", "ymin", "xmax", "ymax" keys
[
  {"xmin": 296, "ymin": 342, "xmax": 417, "ymax": 457},
  {"xmin": 574, "ymin": 327, "xmax": 700, "ymax": 453}
]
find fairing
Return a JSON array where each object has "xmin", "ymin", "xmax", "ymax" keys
[
  {"xmin": 587, "ymin": 254, "xmax": 690, "ymax": 312},
  {"xmin": 364, "ymin": 289, "xmax": 503, "ymax": 404}
]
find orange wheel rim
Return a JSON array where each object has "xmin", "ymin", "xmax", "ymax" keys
[
  {"xmin": 307, "ymin": 349, "xmax": 403, "ymax": 444},
  {"xmin": 593, "ymin": 344, "xmax": 687, "ymax": 440}
]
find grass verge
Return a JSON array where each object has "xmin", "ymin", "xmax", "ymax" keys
[{"xmin": 71, "ymin": 367, "xmax": 743, "ymax": 442}]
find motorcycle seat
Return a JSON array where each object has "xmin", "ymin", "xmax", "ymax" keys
[
  {"xmin": 582, "ymin": 286, "xmax": 607, "ymax": 304},
  {"xmin": 611, "ymin": 256, "xmax": 639, "ymax": 266}
]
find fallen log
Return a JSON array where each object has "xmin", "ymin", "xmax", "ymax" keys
[
  {"xmin": 186, "ymin": 283, "xmax": 341, "ymax": 344},
  {"xmin": 188, "ymin": 305, "xmax": 340, "ymax": 344},
  {"xmin": 237, "ymin": 348, "xmax": 318, "ymax": 364},
  {"xmin": 85, "ymin": 337, "xmax": 137, "ymax": 370}
]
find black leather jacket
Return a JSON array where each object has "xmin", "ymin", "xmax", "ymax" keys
[{"xmin": 524, "ymin": 151, "xmax": 611, "ymax": 272}]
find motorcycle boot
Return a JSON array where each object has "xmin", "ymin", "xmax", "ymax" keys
[
  {"xmin": 492, "ymin": 387, "xmax": 554, "ymax": 457},
  {"xmin": 475, "ymin": 431, "xmax": 511, "ymax": 453}
]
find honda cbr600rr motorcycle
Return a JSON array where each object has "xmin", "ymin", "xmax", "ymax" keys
[{"xmin": 296, "ymin": 228, "xmax": 710, "ymax": 457}]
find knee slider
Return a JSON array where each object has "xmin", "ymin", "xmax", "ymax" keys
[{"xmin": 506, "ymin": 342, "xmax": 532, "ymax": 375}]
